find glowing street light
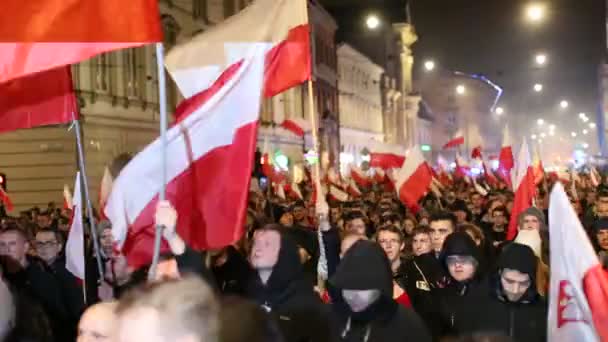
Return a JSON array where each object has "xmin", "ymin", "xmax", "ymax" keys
[
  {"xmin": 583, "ymin": 129, "xmax": 589, "ymax": 135},
  {"xmin": 366, "ymin": 15, "xmax": 381, "ymax": 30},
  {"xmin": 535, "ymin": 54, "xmax": 547, "ymax": 66},
  {"xmin": 537, "ymin": 118, "xmax": 544, "ymax": 126},
  {"xmin": 533, "ymin": 83, "xmax": 543, "ymax": 92},
  {"xmin": 571, "ymin": 132, "xmax": 577, "ymax": 137},
  {"xmin": 579, "ymin": 112, "xmax": 587, "ymax": 119},
  {"xmin": 590, "ymin": 122, "xmax": 597, "ymax": 129},
  {"xmin": 559, "ymin": 100, "xmax": 569, "ymax": 109},
  {"xmin": 456, "ymin": 85, "xmax": 466, "ymax": 95},
  {"xmin": 495, "ymin": 107, "xmax": 504, "ymax": 115},
  {"xmin": 540, "ymin": 132, "xmax": 546, "ymax": 138},
  {"xmin": 549, "ymin": 124, "xmax": 556, "ymax": 130},
  {"xmin": 549, "ymin": 131, "xmax": 555, "ymax": 136},
  {"xmin": 531, "ymin": 134, "xmax": 537, "ymax": 140},
  {"xmin": 526, "ymin": 3, "xmax": 546, "ymax": 22},
  {"xmin": 583, "ymin": 143, "xmax": 590, "ymax": 149},
  {"xmin": 424, "ymin": 60, "xmax": 435, "ymax": 71}
]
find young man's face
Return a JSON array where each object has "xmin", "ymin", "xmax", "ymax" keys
[
  {"xmin": 292, "ymin": 206, "xmax": 306, "ymax": 221},
  {"xmin": 597, "ymin": 229, "xmax": 608, "ymax": 251},
  {"xmin": 492, "ymin": 210, "xmax": 507, "ymax": 227},
  {"xmin": 446, "ymin": 255, "xmax": 476, "ymax": 282},
  {"xmin": 100, "ymin": 228, "xmax": 114, "ymax": 256},
  {"xmin": 470, "ymin": 194, "xmax": 482, "ymax": 209},
  {"xmin": 519, "ymin": 214, "xmax": 540, "ymax": 231},
  {"xmin": 342, "ymin": 289, "xmax": 381, "ymax": 313},
  {"xmin": 250, "ymin": 230, "xmax": 281, "ymax": 270},
  {"xmin": 412, "ymin": 233, "xmax": 431, "ymax": 256},
  {"xmin": 500, "ymin": 269, "xmax": 531, "ymax": 302},
  {"xmin": 345, "ymin": 218, "xmax": 366, "ymax": 236},
  {"xmin": 0, "ymin": 231, "xmax": 28, "ymax": 265},
  {"xmin": 597, "ymin": 196, "xmax": 608, "ymax": 217},
  {"xmin": 35, "ymin": 231, "xmax": 61, "ymax": 265},
  {"xmin": 377, "ymin": 230, "xmax": 404, "ymax": 263},
  {"xmin": 429, "ymin": 220, "xmax": 454, "ymax": 253}
]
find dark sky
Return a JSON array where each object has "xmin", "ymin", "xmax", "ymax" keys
[{"xmin": 321, "ymin": 0, "xmax": 606, "ymax": 141}]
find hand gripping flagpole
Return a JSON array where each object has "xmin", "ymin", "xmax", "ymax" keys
[
  {"xmin": 71, "ymin": 114, "xmax": 104, "ymax": 283},
  {"xmin": 148, "ymin": 43, "xmax": 169, "ymax": 281}
]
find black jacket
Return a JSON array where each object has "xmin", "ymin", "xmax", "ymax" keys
[
  {"xmin": 212, "ymin": 246, "xmax": 249, "ymax": 296},
  {"xmin": 457, "ymin": 243, "xmax": 547, "ymax": 341},
  {"xmin": 245, "ymin": 233, "xmax": 330, "ymax": 342},
  {"xmin": 329, "ymin": 240, "xmax": 431, "ymax": 342}
]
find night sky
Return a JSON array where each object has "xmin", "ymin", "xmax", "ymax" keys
[{"xmin": 321, "ymin": 0, "xmax": 606, "ymax": 144}]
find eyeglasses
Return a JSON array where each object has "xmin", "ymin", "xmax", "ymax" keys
[{"xmin": 35, "ymin": 241, "xmax": 58, "ymax": 249}]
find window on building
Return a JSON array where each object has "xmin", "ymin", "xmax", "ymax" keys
[{"xmin": 124, "ymin": 48, "xmax": 144, "ymax": 99}]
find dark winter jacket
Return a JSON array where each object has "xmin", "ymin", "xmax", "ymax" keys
[
  {"xmin": 457, "ymin": 243, "xmax": 547, "ymax": 342},
  {"xmin": 245, "ymin": 233, "xmax": 330, "ymax": 342},
  {"xmin": 4, "ymin": 286, "xmax": 54, "ymax": 342},
  {"xmin": 329, "ymin": 240, "xmax": 431, "ymax": 342},
  {"xmin": 212, "ymin": 246, "xmax": 250, "ymax": 296}
]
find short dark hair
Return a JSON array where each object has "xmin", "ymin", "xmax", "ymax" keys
[
  {"xmin": 376, "ymin": 225, "xmax": 405, "ymax": 243},
  {"xmin": 343, "ymin": 210, "xmax": 366, "ymax": 224},
  {"xmin": 35, "ymin": 228, "xmax": 64, "ymax": 245},
  {"xmin": 411, "ymin": 226, "xmax": 432, "ymax": 238},
  {"xmin": 429, "ymin": 211, "xmax": 456, "ymax": 229},
  {"xmin": 0, "ymin": 227, "xmax": 28, "ymax": 242},
  {"xmin": 493, "ymin": 206, "xmax": 508, "ymax": 216}
]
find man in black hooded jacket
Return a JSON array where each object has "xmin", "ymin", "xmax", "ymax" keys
[
  {"xmin": 457, "ymin": 243, "xmax": 547, "ymax": 341},
  {"xmin": 329, "ymin": 240, "xmax": 431, "ymax": 342},
  {"xmin": 246, "ymin": 224, "xmax": 330, "ymax": 342}
]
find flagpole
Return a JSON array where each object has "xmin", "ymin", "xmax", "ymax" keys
[
  {"xmin": 72, "ymin": 115, "xmax": 104, "ymax": 281},
  {"xmin": 149, "ymin": 42, "xmax": 169, "ymax": 281}
]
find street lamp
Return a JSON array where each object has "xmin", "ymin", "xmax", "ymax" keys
[
  {"xmin": 533, "ymin": 83, "xmax": 543, "ymax": 92},
  {"xmin": 531, "ymin": 134, "xmax": 537, "ymax": 140},
  {"xmin": 579, "ymin": 112, "xmax": 586, "ymax": 119},
  {"xmin": 571, "ymin": 132, "xmax": 577, "ymax": 137},
  {"xmin": 559, "ymin": 100, "xmax": 568, "ymax": 109},
  {"xmin": 525, "ymin": 3, "xmax": 546, "ymax": 22},
  {"xmin": 540, "ymin": 132, "xmax": 546, "ymax": 138},
  {"xmin": 590, "ymin": 122, "xmax": 597, "ymax": 129},
  {"xmin": 456, "ymin": 85, "xmax": 466, "ymax": 95},
  {"xmin": 495, "ymin": 107, "xmax": 504, "ymax": 115},
  {"xmin": 583, "ymin": 129, "xmax": 589, "ymax": 135},
  {"xmin": 583, "ymin": 143, "xmax": 590, "ymax": 149},
  {"xmin": 424, "ymin": 60, "xmax": 435, "ymax": 71},
  {"xmin": 535, "ymin": 54, "xmax": 547, "ymax": 66},
  {"xmin": 366, "ymin": 15, "xmax": 381, "ymax": 30},
  {"xmin": 537, "ymin": 118, "xmax": 544, "ymax": 126}
]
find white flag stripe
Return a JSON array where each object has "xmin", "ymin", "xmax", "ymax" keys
[
  {"xmin": 106, "ymin": 47, "xmax": 267, "ymax": 246},
  {"xmin": 395, "ymin": 146, "xmax": 424, "ymax": 190},
  {"xmin": 548, "ymin": 183, "xmax": 601, "ymax": 341},
  {"xmin": 512, "ymin": 139, "xmax": 531, "ymax": 190},
  {"xmin": 66, "ymin": 172, "xmax": 85, "ymax": 279}
]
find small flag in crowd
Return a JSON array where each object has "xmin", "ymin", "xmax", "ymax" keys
[
  {"xmin": 66, "ymin": 172, "xmax": 85, "ymax": 280},
  {"xmin": 369, "ymin": 151, "xmax": 405, "ymax": 170},
  {"xmin": 395, "ymin": 146, "xmax": 432, "ymax": 212},
  {"xmin": 498, "ymin": 125, "xmax": 514, "ymax": 188},
  {"xmin": 506, "ymin": 139, "xmax": 536, "ymax": 240},
  {"xmin": 548, "ymin": 183, "xmax": 608, "ymax": 341},
  {"xmin": 63, "ymin": 184, "xmax": 72, "ymax": 210},
  {"xmin": 0, "ymin": 188, "xmax": 14, "ymax": 212},
  {"xmin": 442, "ymin": 136, "xmax": 465, "ymax": 149}
]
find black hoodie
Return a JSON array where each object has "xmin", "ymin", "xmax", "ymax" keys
[
  {"xmin": 457, "ymin": 243, "xmax": 547, "ymax": 342},
  {"xmin": 329, "ymin": 240, "xmax": 431, "ymax": 342},
  {"xmin": 245, "ymin": 232, "xmax": 329, "ymax": 342}
]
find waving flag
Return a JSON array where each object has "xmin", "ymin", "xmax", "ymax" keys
[
  {"xmin": 442, "ymin": 136, "xmax": 465, "ymax": 149},
  {"xmin": 63, "ymin": 184, "xmax": 73, "ymax": 210},
  {"xmin": 280, "ymin": 117, "xmax": 310, "ymax": 137},
  {"xmin": 105, "ymin": 49, "xmax": 267, "ymax": 268},
  {"xmin": 350, "ymin": 165, "xmax": 371, "ymax": 188},
  {"xmin": 0, "ymin": 0, "xmax": 162, "ymax": 83},
  {"xmin": 548, "ymin": 183, "xmax": 608, "ymax": 341},
  {"xmin": 0, "ymin": 188, "xmax": 14, "ymax": 212},
  {"xmin": 506, "ymin": 139, "xmax": 536, "ymax": 240},
  {"xmin": 498, "ymin": 126, "xmax": 514, "ymax": 188},
  {"xmin": 66, "ymin": 172, "xmax": 85, "ymax": 279},
  {"xmin": 165, "ymin": 0, "xmax": 310, "ymax": 99},
  {"xmin": 395, "ymin": 146, "xmax": 432, "ymax": 211}
]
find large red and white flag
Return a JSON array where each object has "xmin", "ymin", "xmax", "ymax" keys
[
  {"xmin": 506, "ymin": 139, "xmax": 536, "ymax": 240},
  {"xmin": 395, "ymin": 146, "xmax": 432, "ymax": 211},
  {"xmin": 442, "ymin": 136, "xmax": 465, "ymax": 149},
  {"xmin": 369, "ymin": 149, "xmax": 405, "ymax": 170},
  {"xmin": 66, "ymin": 172, "xmax": 85, "ymax": 280},
  {"xmin": 548, "ymin": 183, "xmax": 608, "ymax": 341},
  {"xmin": 0, "ymin": 0, "xmax": 162, "ymax": 83},
  {"xmin": 0, "ymin": 67, "xmax": 77, "ymax": 134},
  {"xmin": 105, "ymin": 50, "xmax": 267, "ymax": 268},
  {"xmin": 165, "ymin": 0, "xmax": 310, "ymax": 99},
  {"xmin": 498, "ymin": 125, "xmax": 514, "ymax": 188}
]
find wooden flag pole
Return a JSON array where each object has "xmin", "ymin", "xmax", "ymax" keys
[
  {"xmin": 148, "ymin": 42, "xmax": 169, "ymax": 281},
  {"xmin": 72, "ymin": 115, "xmax": 104, "ymax": 282}
]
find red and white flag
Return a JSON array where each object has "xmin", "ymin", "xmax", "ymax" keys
[
  {"xmin": 395, "ymin": 146, "xmax": 432, "ymax": 211},
  {"xmin": 532, "ymin": 145, "xmax": 545, "ymax": 185},
  {"xmin": 165, "ymin": 0, "xmax": 310, "ymax": 99},
  {"xmin": 0, "ymin": 67, "xmax": 77, "ymax": 134},
  {"xmin": 506, "ymin": 139, "xmax": 536, "ymax": 240},
  {"xmin": 63, "ymin": 184, "xmax": 72, "ymax": 210},
  {"xmin": 370, "ymin": 151, "xmax": 405, "ymax": 170},
  {"xmin": 347, "ymin": 178, "xmax": 362, "ymax": 198},
  {"xmin": 350, "ymin": 165, "xmax": 371, "ymax": 188},
  {"xmin": 98, "ymin": 166, "xmax": 113, "ymax": 219},
  {"xmin": 373, "ymin": 168, "xmax": 386, "ymax": 183},
  {"xmin": 548, "ymin": 183, "xmax": 608, "ymax": 341},
  {"xmin": 0, "ymin": 188, "xmax": 14, "ymax": 212},
  {"xmin": 105, "ymin": 50, "xmax": 267, "ymax": 268},
  {"xmin": 498, "ymin": 126, "xmax": 514, "ymax": 188},
  {"xmin": 275, "ymin": 182, "xmax": 286, "ymax": 200},
  {"xmin": 0, "ymin": 0, "xmax": 162, "ymax": 83},
  {"xmin": 289, "ymin": 182, "xmax": 303, "ymax": 200},
  {"xmin": 590, "ymin": 167, "xmax": 601, "ymax": 188},
  {"xmin": 329, "ymin": 185, "xmax": 349, "ymax": 202},
  {"xmin": 442, "ymin": 136, "xmax": 465, "ymax": 149},
  {"xmin": 66, "ymin": 172, "xmax": 85, "ymax": 280},
  {"xmin": 280, "ymin": 117, "xmax": 310, "ymax": 137},
  {"xmin": 455, "ymin": 154, "xmax": 471, "ymax": 182}
]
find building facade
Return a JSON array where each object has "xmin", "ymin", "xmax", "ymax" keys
[{"xmin": 337, "ymin": 43, "xmax": 384, "ymax": 171}]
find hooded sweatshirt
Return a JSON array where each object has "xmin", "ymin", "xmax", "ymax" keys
[
  {"xmin": 329, "ymin": 240, "xmax": 431, "ymax": 342},
  {"xmin": 245, "ymin": 233, "xmax": 329, "ymax": 342},
  {"xmin": 458, "ymin": 243, "xmax": 547, "ymax": 342}
]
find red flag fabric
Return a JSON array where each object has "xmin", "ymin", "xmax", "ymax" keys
[
  {"xmin": 498, "ymin": 126, "xmax": 514, "ymax": 188},
  {"xmin": 395, "ymin": 146, "xmax": 432, "ymax": 211},
  {"xmin": 105, "ymin": 50, "xmax": 266, "ymax": 268},
  {"xmin": 442, "ymin": 136, "xmax": 464, "ymax": 149},
  {"xmin": 0, "ymin": 188, "xmax": 14, "ymax": 212},
  {"xmin": 471, "ymin": 146, "xmax": 482, "ymax": 159},
  {"xmin": 0, "ymin": 67, "xmax": 77, "ymax": 134},
  {"xmin": 0, "ymin": 0, "xmax": 162, "ymax": 83},
  {"xmin": 506, "ymin": 140, "xmax": 536, "ymax": 240},
  {"xmin": 350, "ymin": 166, "xmax": 371, "ymax": 188},
  {"xmin": 370, "ymin": 152, "xmax": 405, "ymax": 169},
  {"xmin": 280, "ymin": 117, "xmax": 310, "ymax": 137},
  {"xmin": 548, "ymin": 183, "xmax": 608, "ymax": 341},
  {"xmin": 63, "ymin": 184, "xmax": 72, "ymax": 210}
]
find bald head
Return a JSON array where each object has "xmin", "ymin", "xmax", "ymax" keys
[{"xmin": 77, "ymin": 302, "xmax": 118, "ymax": 342}]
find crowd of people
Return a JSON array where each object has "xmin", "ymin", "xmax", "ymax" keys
[{"xmin": 0, "ymin": 159, "xmax": 607, "ymax": 342}]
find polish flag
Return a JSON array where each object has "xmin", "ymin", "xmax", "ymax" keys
[
  {"xmin": 329, "ymin": 185, "xmax": 349, "ymax": 202},
  {"xmin": 483, "ymin": 161, "xmax": 499, "ymax": 187},
  {"xmin": 0, "ymin": 67, "xmax": 77, "ymax": 134},
  {"xmin": 280, "ymin": 117, "xmax": 310, "ymax": 137},
  {"xmin": 442, "ymin": 136, "xmax": 465, "ymax": 149},
  {"xmin": 532, "ymin": 146, "xmax": 545, "ymax": 185},
  {"xmin": 351, "ymin": 166, "xmax": 371, "ymax": 188},
  {"xmin": 374, "ymin": 168, "xmax": 386, "ymax": 183},
  {"xmin": 289, "ymin": 182, "xmax": 303, "ymax": 200},
  {"xmin": 506, "ymin": 139, "xmax": 536, "ymax": 240},
  {"xmin": 0, "ymin": 188, "xmax": 14, "ymax": 212},
  {"xmin": 455, "ymin": 154, "xmax": 471, "ymax": 181},
  {"xmin": 105, "ymin": 49, "xmax": 267, "ymax": 268},
  {"xmin": 498, "ymin": 126, "xmax": 514, "ymax": 188},
  {"xmin": 98, "ymin": 167, "xmax": 113, "ymax": 219},
  {"xmin": 326, "ymin": 168, "xmax": 343, "ymax": 189},
  {"xmin": 347, "ymin": 179, "xmax": 362, "ymax": 198},
  {"xmin": 165, "ymin": 0, "xmax": 310, "ymax": 99},
  {"xmin": 370, "ymin": 152, "xmax": 405, "ymax": 170},
  {"xmin": 548, "ymin": 183, "xmax": 608, "ymax": 341},
  {"xmin": 395, "ymin": 146, "xmax": 433, "ymax": 211},
  {"xmin": 63, "ymin": 184, "xmax": 73, "ymax": 210},
  {"xmin": 66, "ymin": 172, "xmax": 85, "ymax": 280},
  {"xmin": 590, "ymin": 167, "xmax": 601, "ymax": 188},
  {"xmin": 0, "ymin": 0, "xmax": 161, "ymax": 83}
]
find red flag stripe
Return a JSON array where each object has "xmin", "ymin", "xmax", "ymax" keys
[
  {"xmin": 442, "ymin": 136, "xmax": 465, "ymax": 149},
  {"xmin": 582, "ymin": 264, "xmax": 608, "ymax": 341}
]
